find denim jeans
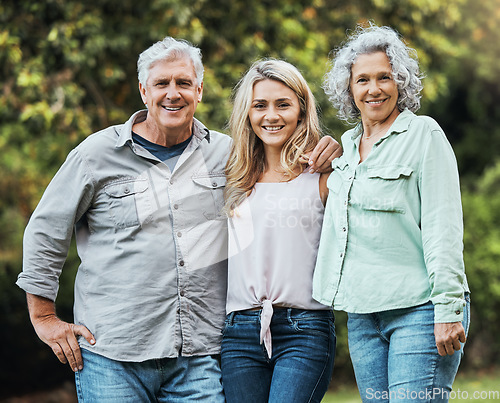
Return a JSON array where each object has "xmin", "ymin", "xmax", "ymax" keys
[
  {"xmin": 221, "ymin": 308, "xmax": 336, "ymax": 403},
  {"xmin": 75, "ymin": 348, "xmax": 224, "ymax": 402},
  {"xmin": 348, "ymin": 294, "xmax": 471, "ymax": 403}
]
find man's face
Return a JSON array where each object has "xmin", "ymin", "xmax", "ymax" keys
[{"xmin": 140, "ymin": 57, "xmax": 203, "ymax": 142}]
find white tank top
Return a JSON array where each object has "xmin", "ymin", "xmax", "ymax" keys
[{"xmin": 227, "ymin": 171, "xmax": 329, "ymax": 357}]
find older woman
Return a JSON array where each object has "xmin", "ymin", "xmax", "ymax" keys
[{"xmin": 313, "ymin": 25, "xmax": 470, "ymax": 402}]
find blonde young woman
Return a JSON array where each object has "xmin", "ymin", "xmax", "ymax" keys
[{"xmin": 221, "ymin": 59, "xmax": 336, "ymax": 403}]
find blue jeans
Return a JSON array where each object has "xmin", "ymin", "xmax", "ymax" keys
[
  {"xmin": 348, "ymin": 295, "xmax": 471, "ymax": 403},
  {"xmin": 75, "ymin": 348, "xmax": 224, "ymax": 402},
  {"xmin": 221, "ymin": 308, "xmax": 336, "ymax": 403}
]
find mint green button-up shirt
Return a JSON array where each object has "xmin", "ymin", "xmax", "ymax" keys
[{"xmin": 313, "ymin": 109, "xmax": 469, "ymax": 323}]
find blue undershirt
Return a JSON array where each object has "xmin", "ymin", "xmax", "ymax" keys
[{"xmin": 132, "ymin": 132, "xmax": 192, "ymax": 171}]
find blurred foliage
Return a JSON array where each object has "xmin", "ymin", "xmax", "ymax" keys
[
  {"xmin": 462, "ymin": 160, "xmax": 500, "ymax": 368},
  {"xmin": 1, "ymin": 0, "xmax": 500, "ymax": 395}
]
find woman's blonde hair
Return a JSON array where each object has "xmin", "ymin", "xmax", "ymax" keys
[{"xmin": 225, "ymin": 59, "xmax": 322, "ymax": 213}]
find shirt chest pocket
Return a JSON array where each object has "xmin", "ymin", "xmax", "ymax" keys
[
  {"xmin": 104, "ymin": 179, "xmax": 150, "ymax": 228},
  {"xmin": 192, "ymin": 174, "xmax": 226, "ymax": 220},
  {"xmin": 361, "ymin": 164, "xmax": 413, "ymax": 213}
]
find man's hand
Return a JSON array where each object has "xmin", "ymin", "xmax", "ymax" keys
[
  {"xmin": 300, "ymin": 136, "xmax": 342, "ymax": 173},
  {"xmin": 27, "ymin": 293, "xmax": 95, "ymax": 372},
  {"xmin": 434, "ymin": 322, "xmax": 466, "ymax": 356}
]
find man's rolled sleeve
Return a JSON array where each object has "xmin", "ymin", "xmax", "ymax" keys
[{"xmin": 17, "ymin": 149, "xmax": 94, "ymax": 301}]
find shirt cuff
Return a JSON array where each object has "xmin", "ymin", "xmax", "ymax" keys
[
  {"xmin": 433, "ymin": 298, "xmax": 466, "ymax": 323},
  {"xmin": 16, "ymin": 277, "xmax": 58, "ymax": 302}
]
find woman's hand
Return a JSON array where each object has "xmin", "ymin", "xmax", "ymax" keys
[
  {"xmin": 300, "ymin": 136, "xmax": 342, "ymax": 173},
  {"xmin": 434, "ymin": 322, "xmax": 466, "ymax": 356}
]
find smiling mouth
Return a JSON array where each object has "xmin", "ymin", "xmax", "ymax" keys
[
  {"xmin": 366, "ymin": 99, "xmax": 387, "ymax": 105},
  {"xmin": 162, "ymin": 106, "xmax": 183, "ymax": 111},
  {"xmin": 262, "ymin": 126, "xmax": 284, "ymax": 132}
]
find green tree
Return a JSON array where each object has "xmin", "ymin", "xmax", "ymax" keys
[{"xmin": 462, "ymin": 161, "xmax": 500, "ymax": 368}]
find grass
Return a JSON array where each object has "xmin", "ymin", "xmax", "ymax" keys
[{"xmin": 321, "ymin": 368, "xmax": 500, "ymax": 402}]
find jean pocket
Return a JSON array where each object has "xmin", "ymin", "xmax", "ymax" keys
[{"xmin": 292, "ymin": 317, "xmax": 334, "ymax": 339}]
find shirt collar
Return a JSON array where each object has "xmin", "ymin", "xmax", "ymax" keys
[
  {"xmin": 115, "ymin": 110, "xmax": 211, "ymax": 148},
  {"xmin": 350, "ymin": 108, "xmax": 415, "ymax": 142},
  {"xmin": 192, "ymin": 117, "xmax": 211, "ymax": 143}
]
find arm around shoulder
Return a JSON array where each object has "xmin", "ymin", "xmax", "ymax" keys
[{"xmin": 302, "ymin": 136, "xmax": 343, "ymax": 173}]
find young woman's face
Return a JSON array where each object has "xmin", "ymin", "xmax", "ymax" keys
[{"xmin": 248, "ymin": 79, "xmax": 301, "ymax": 152}]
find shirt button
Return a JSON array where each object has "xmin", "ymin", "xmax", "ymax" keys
[
  {"xmin": 169, "ymin": 179, "xmax": 174, "ymax": 185},
  {"xmin": 344, "ymin": 200, "xmax": 348, "ymax": 206},
  {"xmin": 173, "ymin": 204, "xmax": 179, "ymax": 210},
  {"xmin": 177, "ymin": 232, "xmax": 182, "ymax": 238},
  {"xmin": 180, "ymin": 290, "xmax": 185, "ymax": 297},
  {"xmin": 342, "ymin": 227, "xmax": 347, "ymax": 232},
  {"xmin": 179, "ymin": 260, "xmax": 184, "ymax": 266},
  {"xmin": 340, "ymin": 253, "xmax": 344, "ymax": 258},
  {"xmin": 212, "ymin": 182, "xmax": 218, "ymax": 188},
  {"xmin": 348, "ymin": 176, "xmax": 353, "ymax": 180},
  {"xmin": 455, "ymin": 310, "xmax": 461, "ymax": 315},
  {"xmin": 124, "ymin": 187, "xmax": 130, "ymax": 194}
]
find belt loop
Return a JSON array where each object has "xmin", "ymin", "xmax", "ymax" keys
[
  {"xmin": 287, "ymin": 307, "xmax": 293, "ymax": 324},
  {"xmin": 228, "ymin": 311, "xmax": 236, "ymax": 326}
]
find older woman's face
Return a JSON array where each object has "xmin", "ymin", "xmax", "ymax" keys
[{"xmin": 350, "ymin": 51, "xmax": 399, "ymax": 126}]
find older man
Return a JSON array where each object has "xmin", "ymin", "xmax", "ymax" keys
[{"xmin": 17, "ymin": 37, "xmax": 339, "ymax": 401}]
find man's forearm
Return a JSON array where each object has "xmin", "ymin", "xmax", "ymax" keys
[{"xmin": 26, "ymin": 292, "xmax": 57, "ymax": 325}]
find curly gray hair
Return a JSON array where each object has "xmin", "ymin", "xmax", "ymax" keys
[
  {"xmin": 137, "ymin": 37, "xmax": 204, "ymax": 87},
  {"xmin": 324, "ymin": 24, "xmax": 423, "ymax": 122}
]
